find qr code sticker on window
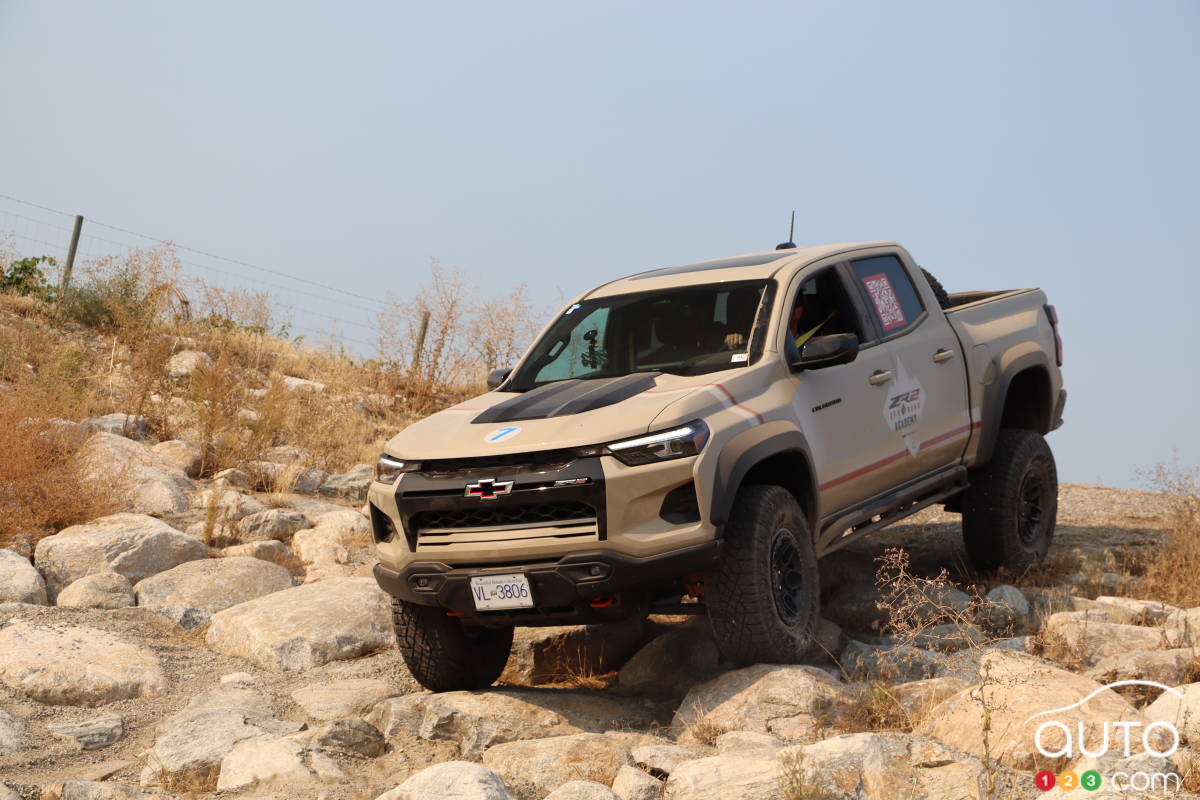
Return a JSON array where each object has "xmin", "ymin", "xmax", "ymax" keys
[{"xmin": 862, "ymin": 273, "xmax": 907, "ymax": 331}]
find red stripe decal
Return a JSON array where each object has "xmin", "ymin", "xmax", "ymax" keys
[
  {"xmin": 819, "ymin": 421, "xmax": 982, "ymax": 490},
  {"xmin": 714, "ymin": 384, "xmax": 766, "ymax": 424}
]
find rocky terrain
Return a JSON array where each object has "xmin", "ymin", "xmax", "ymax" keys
[{"xmin": 1, "ymin": 407, "xmax": 1197, "ymax": 800}]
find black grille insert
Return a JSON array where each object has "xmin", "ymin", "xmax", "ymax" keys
[
  {"xmin": 420, "ymin": 449, "xmax": 583, "ymax": 476},
  {"xmin": 412, "ymin": 501, "xmax": 596, "ymax": 533}
]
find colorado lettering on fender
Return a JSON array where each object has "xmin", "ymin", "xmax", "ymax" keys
[{"xmin": 812, "ymin": 398, "xmax": 843, "ymax": 413}]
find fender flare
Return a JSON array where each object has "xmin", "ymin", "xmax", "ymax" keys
[
  {"xmin": 710, "ymin": 421, "xmax": 817, "ymax": 532},
  {"xmin": 975, "ymin": 350, "xmax": 1055, "ymax": 465}
]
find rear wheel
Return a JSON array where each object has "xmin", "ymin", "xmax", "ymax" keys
[
  {"xmin": 392, "ymin": 598, "xmax": 513, "ymax": 692},
  {"xmin": 707, "ymin": 485, "xmax": 819, "ymax": 665},
  {"xmin": 961, "ymin": 428, "xmax": 1058, "ymax": 574}
]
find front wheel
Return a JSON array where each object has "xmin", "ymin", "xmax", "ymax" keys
[
  {"xmin": 392, "ymin": 598, "xmax": 513, "ymax": 692},
  {"xmin": 961, "ymin": 428, "xmax": 1058, "ymax": 574},
  {"xmin": 707, "ymin": 485, "xmax": 819, "ymax": 665}
]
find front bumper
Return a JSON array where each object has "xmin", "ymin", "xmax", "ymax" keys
[{"xmin": 373, "ymin": 539, "xmax": 720, "ymax": 622}]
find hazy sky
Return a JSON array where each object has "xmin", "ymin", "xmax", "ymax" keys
[{"xmin": 1, "ymin": 1, "xmax": 1197, "ymax": 489}]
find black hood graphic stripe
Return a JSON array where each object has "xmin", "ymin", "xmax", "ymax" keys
[{"xmin": 472, "ymin": 373, "xmax": 660, "ymax": 424}]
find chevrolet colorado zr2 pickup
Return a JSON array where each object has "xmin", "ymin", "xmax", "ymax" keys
[{"xmin": 367, "ymin": 241, "xmax": 1066, "ymax": 691}]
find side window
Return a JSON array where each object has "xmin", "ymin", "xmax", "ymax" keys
[
  {"xmin": 850, "ymin": 255, "xmax": 925, "ymax": 336},
  {"xmin": 782, "ymin": 269, "xmax": 869, "ymax": 362}
]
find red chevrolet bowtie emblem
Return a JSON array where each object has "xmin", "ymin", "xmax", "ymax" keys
[{"xmin": 464, "ymin": 478, "xmax": 514, "ymax": 500}]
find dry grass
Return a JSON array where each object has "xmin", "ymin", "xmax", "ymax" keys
[
  {"xmin": 778, "ymin": 751, "xmax": 840, "ymax": 800},
  {"xmin": 1118, "ymin": 461, "xmax": 1200, "ymax": 607},
  {"xmin": 827, "ymin": 681, "xmax": 912, "ymax": 735},
  {"xmin": 0, "ymin": 384, "xmax": 127, "ymax": 555}
]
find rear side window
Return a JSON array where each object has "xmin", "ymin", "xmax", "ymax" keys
[{"xmin": 850, "ymin": 255, "xmax": 924, "ymax": 335}]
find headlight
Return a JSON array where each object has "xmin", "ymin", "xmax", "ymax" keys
[
  {"xmin": 374, "ymin": 454, "xmax": 418, "ymax": 484},
  {"xmin": 606, "ymin": 420, "xmax": 710, "ymax": 466}
]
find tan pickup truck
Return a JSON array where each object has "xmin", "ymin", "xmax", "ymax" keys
[{"xmin": 368, "ymin": 241, "xmax": 1066, "ymax": 691}]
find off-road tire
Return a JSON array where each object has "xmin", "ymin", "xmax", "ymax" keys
[
  {"xmin": 921, "ymin": 268, "xmax": 953, "ymax": 310},
  {"xmin": 392, "ymin": 598, "xmax": 513, "ymax": 692},
  {"xmin": 707, "ymin": 485, "xmax": 819, "ymax": 665},
  {"xmin": 961, "ymin": 428, "xmax": 1058, "ymax": 574}
]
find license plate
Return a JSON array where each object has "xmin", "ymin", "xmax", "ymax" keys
[{"xmin": 469, "ymin": 573, "xmax": 534, "ymax": 610}]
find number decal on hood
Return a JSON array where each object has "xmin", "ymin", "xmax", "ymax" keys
[{"xmin": 485, "ymin": 426, "xmax": 521, "ymax": 443}]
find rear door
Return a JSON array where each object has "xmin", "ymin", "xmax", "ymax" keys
[{"xmin": 847, "ymin": 252, "xmax": 972, "ymax": 482}]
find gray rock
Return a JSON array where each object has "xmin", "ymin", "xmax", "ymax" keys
[
  {"xmin": 57, "ymin": 572, "xmax": 135, "ymax": 609},
  {"xmin": 42, "ymin": 782, "xmax": 156, "ymax": 800},
  {"xmin": 166, "ymin": 350, "xmax": 211, "ymax": 379},
  {"xmin": 246, "ymin": 461, "xmax": 329, "ymax": 494},
  {"xmin": 1093, "ymin": 595, "xmax": 1181, "ymax": 623},
  {"xmin": 611, "ymin": 765, "xmax": 662, "ymax": 800},
  {"xmin": 79, "ymin": 432, "xmax": 194, "ymax": 515},
  {"xmin": 888, "ymin": 677, "xmax": 969, "ymax": 722},
  {"xmin": 980, "ymin": 584, "xmax": 1031, "ymax": 633},
  {"xmin": 146, "ymin": 706, "xmax": 302, "ymax": 788},
  {"xmin": 145, "ymin": 605, "xmax": 212, "ymax": 630},
  {"xmin": 292, "ymin": 677, "xmax": 396, "ymax": 721},
  {"xmin": 49, "ymin": 714, "xmax": 125, "ymax": 750},
  {"xmin": 1041, "ymin": 611, "xmax": 1189, "ymax": 666},
  {"xmin": 236, "ymin": 509, "xmax": 310, "ymax": 542},
  {"xmin": 908, "ymin": 622, "xmax": 986, "ymax": 653},
  {"xmin": 189, "ymin": 489, "xmax": 268, "ymax": 523},
  {"xmin": 544, "ymin": 781, "xmax": 621, "ymax": 800},
  {"xmin": 376, "ymin": 761, "xmax": 513, "ymax": 800},
  {"xmin": 840, "ymin": 640, "xmax": 941, "ymax": 681},
  {"xmin": 205, "ymin": 577, "xmax": 394, "ymax": 671},
  {"xmin": 713, "ymin": 731, "xmax": 783, "ymax": 755},
  {"xmin": 1143, "ymin": 681, "xmax": 1200, "ymax": 742},
  {"xmin": 661, "ymin": 754, "xmax": 781, "ymax": 800},
  {"xmin": 674, "ymin": 664, "xmax": 849, "ymax": 743},
  {"xmin": 150, "ymin": 440, "xmax": 203, "ymax": 478},
  {"xmin": 133, "ymin": 556, "xmax": 293, "ymax": 614},
  {"xmin": 800, "ymin": 617, "xmax": 844, "ymax": 664},
  {"xmin": 822, "ymin": 581, "xmax": 887, "ymax": 632},
  {"xmin": 220, "ymin": 540, "xmax": 297, "ymax": 570},
  {"xmin": 81, "ymin": 413, "xmax": 150, "ymax": 440},
  {"xmin": 212, "ymin": 467, "xmax": 251, "ymax": 489},
  {"xmin": 0, "ymin": 708, "xmax": 25, "ymax": 754},
  {"xmin": 319, "ymin": 464, "xmax": 374, "ymax": 500},
  {"xmin": 300, "ymin": 717, "xmax": 385, "ymax": 757},
  {"xmin": 1085, "ymin": 648, "xmax": 1200, "ymax": 686},
  {"xmin": 280, "ymin": 375, "xmax": 325, "ymax": 393},
  {"xmin": 35, "ymin": 513, "xmax": 206, "ymax": 599},
  {"xmin": 617, "ymin": 626, "xmax": 718, "ymax": 696},
  {"xmin": 0, "ymin": 621, "xmax": 165, "ymax": 706},
  {"xmin": 0, "ymin": 548, "xmax": 47, "ymax": 605}
]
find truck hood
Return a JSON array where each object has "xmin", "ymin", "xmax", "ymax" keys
[{"xmin": 384, "ymin": 372, "xmax": 720, "ymax": 459}]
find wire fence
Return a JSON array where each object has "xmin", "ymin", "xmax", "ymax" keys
[{"xmin": 0, "ymin": 192, "xmax": 388, "ymax": 356}]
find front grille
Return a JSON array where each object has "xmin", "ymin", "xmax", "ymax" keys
[
  {"xmin": 411, "ymin": 501, "xmax": 595, "ymax": 533},
  {"xmin": 420, "ymin": 449, "xmax": 582, "ymax": 476}
]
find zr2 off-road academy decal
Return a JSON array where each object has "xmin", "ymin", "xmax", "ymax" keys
[{"xmin": 884, "ymin": 362, "xmax": 925, "ymax": 456}]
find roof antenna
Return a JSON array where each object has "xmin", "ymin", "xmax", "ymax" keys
[{"xmin": 775, "ymin": 211, "xmax": 797, "ymax": 250}]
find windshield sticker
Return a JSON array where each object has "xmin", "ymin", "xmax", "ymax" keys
[
  {"xmin": 731, "ymin": 353, "xmax": 748, "ymax": 363},
  {"xmin": 884, "ymin": 362, "xmax": 925, "ymax": 456},
  {"xmin": 484, "ymin": 426, "xmax": 521, "ymax": 443},
  {"xmin": 862, "ymin": 273, "xmax": 907, "ymax": 331},
  {"xmin": 564, "ymin": 303, "xmax": 581, "ymax": 315}
]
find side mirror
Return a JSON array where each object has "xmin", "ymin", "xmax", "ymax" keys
[
  {"xmin": 791, "ymin": 333, "xmax": 859, "ymax": 371},
  {"xmin": 486, "ymin": 367, "xmax": 513, "ymax": 390}
]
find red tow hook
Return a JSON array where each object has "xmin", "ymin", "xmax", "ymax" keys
[
  {"xmin": 446, "ymin": 611, "xmax": 464, "ymax": 617},
  {"xmin": 589, "ymin": 595, "xmax": 616, "ymax": 608}
]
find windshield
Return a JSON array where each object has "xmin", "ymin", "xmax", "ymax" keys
[{"xmin": 508, "ymin": 280, "xmax": 771, "ymax": 391}]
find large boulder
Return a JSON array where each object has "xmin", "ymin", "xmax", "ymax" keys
[
  {"xmin": 220, "ymin": 539, "xmax": 297, "ymax": 570},
  {"xmin": 673, "ymin": 664, "xmax": 849, "ymax": 742},
  {"xmin": 1144, "ymin": 682, "xmax": 1200, "ymax": 742},
  {"xmin": 189, "ymin": 489, "xmax": 268, "ymax": 523},
  {"xmin": 319, "ymin": 465, "xmax": 374, "ymax": 500},
  {"xmin": 482, "ymin": 733, "xmax": 649, "ymax": 798},
  {"xmin": 544, "ymin": 782, "xmax": 621, "ymax": 800},
  {"xmin": 49, "ymin": 714, "xmax": 125, "ymax": 750},
  {"xmin": 661, "ymin": 754, "xmax": 782, "ymax": 800},
  {"xmin": 81, "ymin": 413, "xmax": 150, "ymax": 440},
  {"xmin": 166, "ymin": 350, "xmax": 211, "ymax": 379},
  {"xmin": 34, "ymin": 513, "xmax": 206, "ymax": 599},
  {"xmin": 630, "ymin": 743, "xmax": 714, "ymax": 776},
  {"xmin": 56, "ymin": 572, "xmax": 136, "ymax": 609},
  {"xmin": 840, "ymin": 640, "xmax": 941, "ymax": 681},
  {"xmin": 38, "ymin": 782, "xmax": 156, "ymax": 800},
  {"xmin": 291, "ymin": 678, "xmax": 396, "ymax": 721},
  {"xmin": 79, "ymin": 432, "xmax": 193, "ymax": 514},
  {"xmin": 611, "ymin": 765, "xmax": 663, "ymax": 800},
  {"xmin": 1085, "ymin": 649, "xmax": 1200, "ymax": 687},
  {"xmin": 918, "ymin": 650, "xmax": 1147, "ymax": 769},
  {"xmin": 368, "ymin": 690, "xmax": 581, "ymax": 758},
  {"xmin": 375, "ymin": 761, "xmax": 513, "ymax": 800},
  {"xmin": 1041, "ymin": 612, "xmax": 1189, "ymax": 666},
  {"xmin": 133, "ymin": 556, "xmax": 292, "ymax": 613},
  {"xmin": 0, "ymin": 621, "xmax": 165, "ymax": 706},
  {"xmin": 236, "ymin": 509, "xmax": 310, "ymax": 542},
  {"xmin": 0, "ymin": 548, "xmax": 47, "ymax": 604},
  {"xmin": 617, "ymin": 625, "xmax": 719, "ymax": 696},
  {"xmin": 215, "ymin": 734, "xmax": 344, "ymax": 790},
  {"xmin": 151, "ymin": 440, "xmax": 203, "ymax": 478},
  {"xmin": 503, "ymin": 619, "xmax": 645, "ymax": 686},
  {"xmin": 980, "ymin": 584, "xmax": 1031, "ymax": 634},
  {"xmin": 146, "ymin": 705, "xmax": 302, "ymax": 788},
  {"xmin": 888, "ymin": 677, "xmax": 969, "ymax": 723},
  {"xmin": 205, "ymin": 577, "xmax": 394, "ymax": 671}
]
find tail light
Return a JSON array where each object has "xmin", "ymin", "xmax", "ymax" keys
[{"xmin": 1044, "ymin": 304, "xmax": 1063, "ymax": 366}]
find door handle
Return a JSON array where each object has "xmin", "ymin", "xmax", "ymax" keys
[
  {"xmin": 868, "ymin": 370, "xmax": 893, "ymax": 386},
  {"xmin": 933, "ymin": 348, "xmax": 955, "ymax": 364}
]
